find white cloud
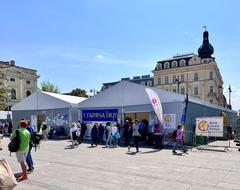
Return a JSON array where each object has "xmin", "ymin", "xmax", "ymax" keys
[{"xmin": 96, "ymin": 54, "xmax": 104, "ymax": 59}]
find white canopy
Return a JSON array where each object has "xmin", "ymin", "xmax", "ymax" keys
[
  {"xmin": 12, "ymin": 91, "xmax": 87, "ymax": 111},
  {"xmin": 78, "ymin": 81, "xmax": 235, "ymax": 113},
  {"xmin": 78, "ymin": 81, "xmax": 185, "ymax": 108}
]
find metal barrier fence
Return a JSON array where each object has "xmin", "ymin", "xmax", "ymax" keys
[
  {"xmin": 163, "ymin": 130, "xmax": 233, "ymax": 152},
  {"xmin": 194, "ymin": 131, "xmax": 231, "ymax": 151}
]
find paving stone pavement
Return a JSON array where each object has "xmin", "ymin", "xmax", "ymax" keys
[{"xmin": 1, "ymin": 137, "xmax": 240, "ymax": 190}]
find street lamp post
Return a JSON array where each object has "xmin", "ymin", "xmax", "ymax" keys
[
  {"xmin": 175, "ymin": 76, "xmax": 181, "ymax": 94},
  {"xmin": 228, "ymin": 85, "xmax": 232, "ymax": 109}
]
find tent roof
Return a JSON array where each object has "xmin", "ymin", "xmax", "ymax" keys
[
  {"xmin": 79, "ymin": 81, "xmax": 185, "ymax": 108},
  {"xmin": 78, "ymin": 81, "xmax": 236, "ymax": 113},
  {"xmin": 12, "ymin": 91, "xmax": 87, "ymax": 111}
]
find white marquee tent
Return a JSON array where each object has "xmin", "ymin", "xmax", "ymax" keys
[
  {"xmin": 12, "ymin": 91, "xmax": 87, "ymax": 134},
  {"xmin": 78, "ymin": 81, "xmax": 237, "ymax": 144}
]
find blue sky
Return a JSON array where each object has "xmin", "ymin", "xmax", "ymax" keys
[{"xmin": 0, "ymin": 0, "xmax": 240, "ymax": 110}]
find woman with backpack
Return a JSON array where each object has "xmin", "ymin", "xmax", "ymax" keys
[
  {"xmin": 10, "ymin": 119, "xmax": 31, "ymax": 182},
  {"xmin": 172, "ymin": 124, "xmax": 187, "ymax": 154}
]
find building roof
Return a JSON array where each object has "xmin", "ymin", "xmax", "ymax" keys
[
  {"xmin": 198, "ymin": 30, "xmax": 214, "ymax": 58},
  {"xmin": 12, "ymin": 91, "xmax": 87, "ymax": 111},
  {"xmin": 79, "ymin": 81, "xmax": 236, "ymax": 113},
  {"xmin": 156, "ymin": 53, "xmax": 194, "ymax": 63}
]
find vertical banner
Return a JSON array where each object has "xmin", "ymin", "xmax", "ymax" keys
[
  {"xmin": 181, "ymin": 94, "xmax": 188, "ymax": 125},
  {"xmin": 145, "ymin": 88, "xmax": 163, "ymax": 124}
]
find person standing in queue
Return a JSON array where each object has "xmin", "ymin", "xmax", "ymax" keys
[
  {"xmin": 80, "ymin": 121, "xmax": 87, "ymax": 143},
  {"xmin": 91, "ymin": 123, "xmax": 99, "ymax": 147},
  {"xmin": 98, "ymin": 123, "xmax": 105, "ymax": 144}
]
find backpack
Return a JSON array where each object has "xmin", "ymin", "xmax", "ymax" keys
[
  {"xmin": 172, "ymin": 130, "xmax": 177, "ymax": 139},
  {"xmin": 31, "ymin": 132, "xmax": 42, "ymax": 150},
  {"xmin": 8, "ymin": 130, "xmax": 20, "ymax": 152}
]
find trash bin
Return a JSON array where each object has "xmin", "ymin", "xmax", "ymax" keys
[
  {"xmin": 153, "ymin": 133, "xmax": 163, "ymax": 148},
  {"xmin": 196, "ymin": 135, "xmax": 207, "ymax": 145}
]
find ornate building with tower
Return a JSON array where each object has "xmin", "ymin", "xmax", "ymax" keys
[
  {"xmin": 153, "ymin": 30, "xmax": 227, "ymax": 107},
  {"xmin": 0, "ymin": 60, "xmax": 39, "ymax": 110}
]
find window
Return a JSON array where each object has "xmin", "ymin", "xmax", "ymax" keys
[
  {"xmin": 173, "ymin": 88, "xmax": 177, "ymax": 93},
  {"xmin": 164, "ymin": 62, "xmax": 170, "ymax": 69},
  {"xmin": 165, "ymin": 76, "xmax": 169, "ymax": 84},
  {"xmin": 179, "ymin": 59, "xmax": 186, "ymax": 67},
  {"xmin": 157, "ymin": 63, "xmax": 162, "ymax": 70},
  {"xmin": 172, "ymin": 61, "xmax": 178, "ymax": 68},
  {"xmin": 209, "ymin": 71, "xmax": 213, "ymax": 80},
  {"xmin": 181, "ymin": 74, "xmax": 185, "ymax": 82},
  {"xmin": 210, "ymin": 86, "xmax": 214, "ymax": 93},
  {"xmin": 194, "ymin": 73, "xmax": 198, "ymax": 81},
  {"xmin": 26, "ymin": 91, "xmax": 31, "ymax": 97},
  {"xmin": 157, "ymin": 78, "xmax": 161, "ymax": 85},
  {"xmin": 194, "ymin": 87, "xmax": 198, "ymax": 96},
  {"xmin": 173, "ymin": 75, "xmax": 177, "ymax": 83},
  {"xmin": 181, "ymin": 88, "xmax": 185, "ymax": 95},
  {"xmin": 26, "ymin": 80, "xmax": 31, "ymax": 84},
  {"xmin": 210, "ymin": 99, "xmax": 213, "ymax": 104},
  {"xmin": 11, "ymin": 89, "xmax": 16, "ymax": 99},
  {"xmin": 10, "ymin": 78, "xmax": 15, "ymax": 82}
]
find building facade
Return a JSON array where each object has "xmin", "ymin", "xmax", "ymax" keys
[
  {"xmin": 101, "ymin": 75, "xmax": 153, "ymax": 91},
  {"xmin": 153, "ymin": 30, "xmax": 227, "ymax": 107},
  {"xmin": 0, "ymin": 60, "xmax": 39, "ymax": 110}
]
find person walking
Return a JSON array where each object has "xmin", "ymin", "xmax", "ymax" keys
[
  {"xmin": 26, "ymin": 120, "xmax": 34, "ymax": 173},
  {"xmin": 91, "ymin": 123, "xmax": 99, "ymax": 147},
  {"xmin": 70, "ymin": 123, "xmax": 79, "ymax": 148},
  {"xmin": 132, "ymin": 120, "xmax": 141, "ymax": 152},
  {"xmin": 172, "ymin": 124, "xmax": 187, "ymax": 154},
  {"xmin": 10, "ymin": 119, "xmax": 31, "ymax": 182}
]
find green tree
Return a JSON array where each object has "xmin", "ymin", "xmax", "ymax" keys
[
  {"xmin": 0, "ymin": 87, "xmax": 8, "ymax": 110},
  {"xmin": 65, "ymin": 88, "xmax": 88, "ymax": 97},
  {"xmin": 40, "ymin": 80, "xmax": 60, "ymax": 93}
]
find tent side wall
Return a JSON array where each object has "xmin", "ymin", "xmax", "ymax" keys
[
  {"xmin": 185, "ymin": 102, "xmax": 237, "ymax": 144},
  {"xmin": 12, "ymin": 108, "xmax": 79, "ymax": 136}
]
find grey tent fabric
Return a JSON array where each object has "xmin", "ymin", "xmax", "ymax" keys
[
  {"xmin": 12, "ymin": 91, "xmax": 87, "ymax": 111},
  {"xmin": 79, "ymin": 81, "xmax": 185, "ymax": 108}
]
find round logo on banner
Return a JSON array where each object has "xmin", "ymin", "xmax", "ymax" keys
[{"xmin": 164, "ymin": 114, "xmax": 171, "ymax": 122}]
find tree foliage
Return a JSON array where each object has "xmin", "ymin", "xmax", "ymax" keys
[
  {"xmin": 40, "ymin": 80, "xmax": 60, "ymax": 94},
  {"xmin": 0, "ymin": 87, "xmax": 8, "ymax": 110},
  {"xmin": 65, "ymin": 88, "xmax": 88, "ymax": 97}
]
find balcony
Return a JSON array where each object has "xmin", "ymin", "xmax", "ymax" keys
[{"xmin": 208, "ymin": 92, "xmax": 216, "ymax": 97}]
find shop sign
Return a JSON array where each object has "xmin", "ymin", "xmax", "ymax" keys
[
  {"xmin": 196, "ymin": 117, "xmax": 223, "ymax": 137},
  {"xmin": 82, "ymin": 109, "xmax": 118, "ymax": 121}
]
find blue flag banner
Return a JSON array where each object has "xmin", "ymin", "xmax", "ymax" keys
[
  {"xmin": 82, "ymin": 109, "xmax": 118, "ymax": 122},
  {"xmin": 181, "ymin": 94, "xmax": 189, "ymax": 125}
]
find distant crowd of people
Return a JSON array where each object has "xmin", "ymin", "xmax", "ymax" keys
[{"xmin": 68, "ymin": 119, "xmax": 151, "ymax": 153}]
